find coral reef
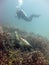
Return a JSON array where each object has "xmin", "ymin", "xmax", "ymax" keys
[
  {"xmin": 0, "ymin": 26, "xmax": 49, "ymax": 65},
  {"xmin": 0, "ymin": 50, "xmax": 49, "ymax": 65}
]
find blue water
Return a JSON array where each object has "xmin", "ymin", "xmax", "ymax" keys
[{"xmin": 0, "ymin": 0, "xmax": 49, "ymax": 39}]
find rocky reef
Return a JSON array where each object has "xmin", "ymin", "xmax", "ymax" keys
[
  {"xmin": 0, "ymin": 50, "xmax": 49, "ymax": 65},
  {"xmin": 0, "ymin": 25, "xmax": 49, "ymax": 65}
]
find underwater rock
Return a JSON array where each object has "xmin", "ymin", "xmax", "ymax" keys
[
  {"xmin": 0, "ymin": 50, "xmax": 48, "ymax": 65},
  {"xmin": 22, "ymin": 51, "xmax": 48, "ymax": 65}
]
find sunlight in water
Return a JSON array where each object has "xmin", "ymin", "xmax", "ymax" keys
[
  {"xmin": 18, "ymin": 0, "xmax": 23, "ymax": 6},
  {"xmin": 16, "ymin": 0, "xmax": 23, "ymax": 8}
]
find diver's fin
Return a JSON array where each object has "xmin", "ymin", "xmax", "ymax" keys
[
  {"xmin": 28, "ymin": 14, "xmax": 40, "ymax": 21},
  {"xmin": 30, "ymin": 14, "xmax": 40, "ymax": 18}
]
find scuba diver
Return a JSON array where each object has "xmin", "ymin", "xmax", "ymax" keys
[{"xmin": 15, "ymin": 8, "xmax": 40, "ymax": 22}]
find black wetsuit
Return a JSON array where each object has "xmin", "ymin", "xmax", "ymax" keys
[{"xmin": 16, "ymin": 9, "xmax": 40, "ymax": 21}]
